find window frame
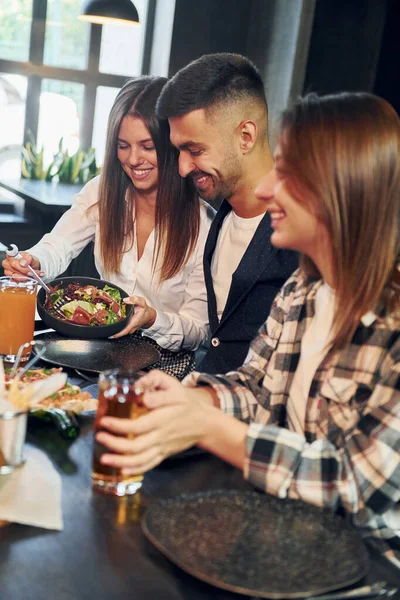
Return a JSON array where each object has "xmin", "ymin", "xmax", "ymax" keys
[{"xmin": 0, "ymin": 0, "xmax": 156, "ymax": 150}]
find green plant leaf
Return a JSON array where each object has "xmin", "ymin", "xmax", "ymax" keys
[
  {"xmin": 24, "ymin": 142, "xmax": 37, "ymax": 163},
  {"xmin": 34, "ymin": 148, "xmax": 44, "ymax": 179},
  {"xmin": 44, "ymin": 160, "xmax": 58, "ymax": 181},
  {"xmin": 70, "ymin": 151, "xmax": 84, "ymax": 182},
  {"xmin": 21, "ymin": 157, "xmax": 30, "ymax": 178},
  {"xmin": 21, "ymin": 146, "xmax": 33, "ymax": 164},
  {"xmin": 80, "ymin": 150, "xmax": 96, "ymax": 170}
]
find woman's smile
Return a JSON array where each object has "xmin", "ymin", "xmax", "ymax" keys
[
  {"xmin": 129, "ymin": 166, "xmax": 155, "ymax": 181},
  {"xmin": 269, "ymin": 210, "xmax": 286, "ymax": 227}
]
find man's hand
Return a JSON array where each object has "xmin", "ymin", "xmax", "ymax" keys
[{"xmin": 111, "ymin": 295, "xmax": 157, "ymax": 338}]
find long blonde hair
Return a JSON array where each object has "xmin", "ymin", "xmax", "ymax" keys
[{"xmin": 280, "ymin": 92, "xmax": 400, "ymax": 349}]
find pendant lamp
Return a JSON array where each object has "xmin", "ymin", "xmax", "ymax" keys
[{"xmin": 78, "ymin": 0, "xmax": 140, "ymax": 26}]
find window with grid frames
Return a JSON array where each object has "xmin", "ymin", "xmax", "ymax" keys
[{"xmin": 0, "ymin": 0, "xmax": 155, "ymax": 168}]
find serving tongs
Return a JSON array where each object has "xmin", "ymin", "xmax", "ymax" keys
[
  {"xmin": 6, "ymin": 244, "xmax": 67, "ymax": 318},
  {"xmin": 6, "ymin": 244, "xmax": 52, "ymax": 294},
  {"xmin": 9, "ymin": 340, "xmax": 47, "ymax": 380}
]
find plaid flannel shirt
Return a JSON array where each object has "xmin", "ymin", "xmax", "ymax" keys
[{"xmin": 187, "ymin": 269, "xmax": 400, "ymax": 566}]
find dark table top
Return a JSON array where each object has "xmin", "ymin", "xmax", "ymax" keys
[
  {"xmin": 0, "ymin": 178, "xmax": 81, "ymax": 214},
  {"xmin": 0, "ymin": 418, "xmax": 256, "ymax": 600},
  {"xmin": 1, "ymin": 350, "xmax": 400, "ymax": 600},
  {"xmin": 0, "ymin": 417, "xmax": 400, "ymax": 600}
]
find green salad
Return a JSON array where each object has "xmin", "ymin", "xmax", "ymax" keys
[{"xmin": 46, "ymin": 282, "xmax": 127, "ymax": 326}]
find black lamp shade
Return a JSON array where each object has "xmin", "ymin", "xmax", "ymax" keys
[{"xmin": 78, "ymin": 0, "xmax": 140, "ymax": 26}]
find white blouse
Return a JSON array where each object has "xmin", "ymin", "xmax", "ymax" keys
[{"xmin": 27, "ymin": 176, "xmax": 214, "ymax": 352}]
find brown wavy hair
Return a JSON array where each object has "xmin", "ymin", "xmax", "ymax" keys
[
  {"xmin": 279, "ymin": 92, "xmax": 400, "ymax": 349},
  {"xmin": 96, "ymin": 76, "xmax": 199, "ymax": 280}
]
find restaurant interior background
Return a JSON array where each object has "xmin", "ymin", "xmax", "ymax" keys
[{"xmin": 0, "ymin": 0, "xmax": 399, "ymax": 275}]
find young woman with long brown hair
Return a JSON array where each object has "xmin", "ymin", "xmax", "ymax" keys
[
  {"xmin": 2, "ymin": 76, "xmax": 214, "ymax": 378},
  {"xmin": 97, "ymin": 92, "xmax": 400, "ymax": 565}
]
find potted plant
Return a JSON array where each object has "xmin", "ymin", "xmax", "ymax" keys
[{"xmin": 21, "ymin": 133, "xmax": 100, "ymax": 184}]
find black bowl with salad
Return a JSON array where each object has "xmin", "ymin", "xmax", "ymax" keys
[{"xmin": 37, "ymin": 276, "xmax": 134, "ymax": 339}]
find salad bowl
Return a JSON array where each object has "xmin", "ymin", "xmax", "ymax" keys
[{"xmin": 36, "ymin": 276, "xmax": 134, "ymax": 339}]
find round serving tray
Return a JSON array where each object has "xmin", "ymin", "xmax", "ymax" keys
[
  {"xmin": 33, "ymin": 331, "xmax": 160, "ymax": 373},
  {"xmin": 142, "ymin": 489, "xmax": 368, "ymax": 598}
]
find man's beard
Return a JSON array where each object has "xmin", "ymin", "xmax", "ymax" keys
[
  {"xmin": 191, "ymin": 172, "xmax": 228, "ymax": 206},
  {"xmin": 191, "ymin": 156, "xmax": 242, "ymax": 207}
]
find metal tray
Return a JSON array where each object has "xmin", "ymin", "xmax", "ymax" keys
[{"xmin": 33, "ymin": 331, "xmax": 160, "ymax": 373}]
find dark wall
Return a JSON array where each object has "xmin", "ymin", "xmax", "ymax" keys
[
  {"xmin": 303, "ymin": 0, "xmax": 387, "ymax": 95},
  {"xmin": 168, "ymin": 0, "xmax": 252, "ymax": 76},
  {"xmin": 373, "ymin": 0, "xmax": 400, "ymax": 115},
  {"xmin": 166, "ymin": 0, "xmax": 399, "ymax": 118}
]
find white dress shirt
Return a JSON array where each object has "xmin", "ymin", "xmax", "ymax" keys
[{"xmin": 28, "ymin": 176, "xmax": 214, "ymax": 351}]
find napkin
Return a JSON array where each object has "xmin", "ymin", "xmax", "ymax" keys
[{"xmin": 0, "ymin": 446, "xmax": 63, "ymax": 530}]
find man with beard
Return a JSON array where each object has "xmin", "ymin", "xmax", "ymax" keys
[{"xmin": 157, "ymin": 53, "xmax": 298, "ymax": 373}]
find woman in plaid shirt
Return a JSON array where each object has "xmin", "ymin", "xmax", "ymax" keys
[{"xmin": 98, "ymin": 92, "xmax": 400, "ymax": 565}]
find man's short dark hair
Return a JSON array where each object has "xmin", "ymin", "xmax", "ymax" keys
[{"xmin": 157, "ymin": 53, "xmax": 267, "ymax": 120}]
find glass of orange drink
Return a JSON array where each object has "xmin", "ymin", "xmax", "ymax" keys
[{"xmin": 0, "ymin": 276, "xmax": 37, "ymax": 364}]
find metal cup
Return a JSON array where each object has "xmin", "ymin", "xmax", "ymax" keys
[{"xmin": 0, "ymin": 409, "xmax": 27, "ymax": 474}]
